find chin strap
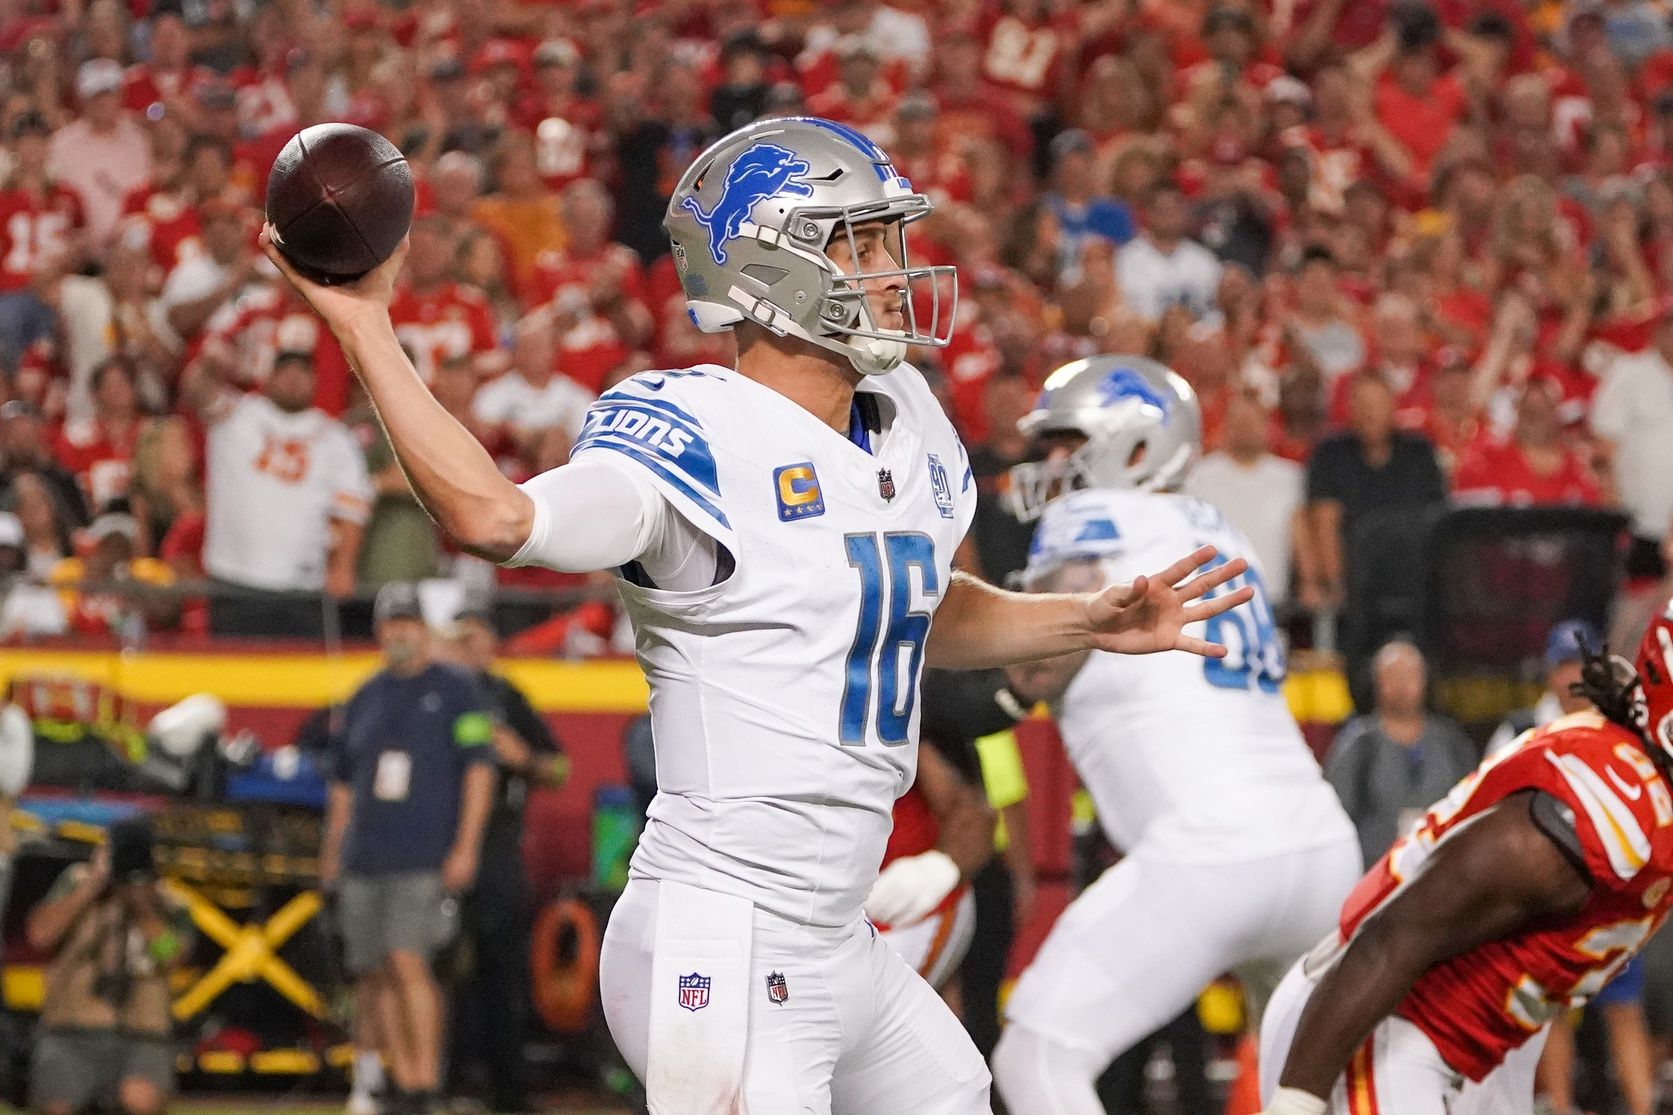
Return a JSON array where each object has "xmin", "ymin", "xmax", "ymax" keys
[
  {"xmin": 726, "ymin": 281, "xmax": 909, "ymax": 375},
  {"xmin": 792, "ymin": 322, "xmax": 906, "ymax": 376},
  {"xmin": 847, "ymin": 335, "xmax": 906, "ymax": 375}
]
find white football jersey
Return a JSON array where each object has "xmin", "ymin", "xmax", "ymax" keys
[
  {"xmin": 572, "ymin": 363, "xmax": 974, "ymax": 927},
  {"xmin": 202, "ymin": 394, "xmax": 372, "ymax": 591},
  {"xmin": 1028, "ymin": 488, "xmax": 1354, "ymax": 862}
]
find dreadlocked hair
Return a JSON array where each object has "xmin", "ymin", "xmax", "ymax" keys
[
  {"xmin": 1576, "ymin": 647, "xmax": 1643, "ymax": 730},
  {"xmin": 1571, "ymin": 635, "xmax": 1667, "ymax": 777}
]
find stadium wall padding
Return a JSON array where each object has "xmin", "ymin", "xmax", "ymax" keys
[{"xmin": 0, "ymin": 648, "xmax": 1353, "ymax": 971}]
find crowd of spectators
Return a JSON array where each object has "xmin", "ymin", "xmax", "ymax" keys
[{"xmin": 1, "ymin": 0, "xmax": 1673, "ymax": 645}]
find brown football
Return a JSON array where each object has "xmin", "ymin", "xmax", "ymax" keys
[{"xmin": 264, "ymin": 122, "xmax": 414, "ymax": 284}]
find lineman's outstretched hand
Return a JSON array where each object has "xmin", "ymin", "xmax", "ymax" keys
[
  {"xmin": 1083, "ymin": 545, "xmax": 1253, "ymax": 658},
  {"xmin": 259, "ymin": 223, "xmax": 408, "ymax": 334}
]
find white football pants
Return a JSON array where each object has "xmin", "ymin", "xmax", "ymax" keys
[
  {"xmin": 601, "ymin": 877, "xmax": 992, "ymax": 1115},
  {"xmin": 995, "ymin": 837, "xmax": 1362, "ymax": 1115}
]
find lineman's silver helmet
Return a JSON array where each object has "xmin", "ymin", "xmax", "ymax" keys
[
  {"xmin": 1007, "ymin": 355, "xmax": 1203, "ymax": 521},
  {"xmin": 664, "ymin": 116, "xmax": 956, "ymax": 376}
]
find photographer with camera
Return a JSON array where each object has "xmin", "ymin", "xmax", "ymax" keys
[{"xmin": 24, "ymin": 818, "xmax": 189, "ymax": 1115}]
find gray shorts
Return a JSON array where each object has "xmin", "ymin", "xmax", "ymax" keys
[
  {"xmin": 338, "ymin": 871, "xmax": 453, "ymax": 975},
  {"xmin": 31, "ymin": 1029, "xmax": 175, "ymax": 1112}
]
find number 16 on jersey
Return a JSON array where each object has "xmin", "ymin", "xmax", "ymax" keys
[{"xmin": 841, "ymin": 532, "xmax": 938, "ymax": 747}]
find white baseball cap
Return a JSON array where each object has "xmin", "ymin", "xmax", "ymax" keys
[{"xmin": 77, "ymin": 58, "xmax": 124, "ymax": 100}]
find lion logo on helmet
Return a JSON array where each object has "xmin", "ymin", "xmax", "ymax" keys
[
  {"xmin": 681, "ymin": 142, "xmax": 816, "ymax": 265},
  {"xmin": 1096, "ymin": 366, "xmax": 1170, "ymax": 418}
]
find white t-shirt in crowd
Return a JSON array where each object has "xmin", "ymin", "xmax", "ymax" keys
[
  {"xmin": 202, "ymin": 394, "xmax": 372, "ymax": 591},
  {"xmin": 1590, "ymin": 348, "xmax": 1673, "ymax": 539},
  {"xmin": 152, "ymin": 255, "xmax": 236, "ymax": 350},
  {"xmin": 45, "ymin": 116, "xmax": 151, "ymax": 247},
  {"xmin": 1114, "ymin": 235, "xmax": 1224, "ymax": 322},
  {"xmin": 1184, "ymin": 451, "xmax": 1303, "ymax": 603},
  {"xmin": 471, "ymin": 371, "xmax": 596, "ymax": 441}
]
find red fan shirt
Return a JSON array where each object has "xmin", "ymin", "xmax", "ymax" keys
[
  {"xmin": 200, "ymin": 285, "xmax": 354, "ymax": 414},
  {"xmin": 1451, "ymin": 435, "xmax": 1604, "ymax": 507},
  {"xmin": 526, "ymin": 244, "xmax": 647, "ymax": 393},
  {"xmin": 0, "ymin": 184, "xmax": 85, "ymax": 292},
  {"xmin": 53, "ymin": 416, "xmax": 141, "ymax": 512},
  {"xmin": 119, "ymin": 185, "xmax": 203, "ymax": 270},
  {"xmin": 389, "ymin": 282, "xmax": 500, "ymax": 383}
]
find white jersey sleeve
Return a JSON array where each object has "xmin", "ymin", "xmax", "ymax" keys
[
  {"xmin": 509, "ymin": 455, "xmax": 719, "ymax": 592},
  {"xmin": 567, "ymin": 370, "xmax": 738, "ymax": 551}
]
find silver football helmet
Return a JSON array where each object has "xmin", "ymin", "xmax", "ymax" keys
[
  {"xmin": 664, "ymin": 116, "xmax": 956, "ymax": 376},
  {"xmin": 1006, "ymin": 355, "xmax": 1203, "ymax": 521}
]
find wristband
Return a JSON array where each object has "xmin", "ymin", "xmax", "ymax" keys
[
  {"xmin": 994, "ymin": 686, "xmax": 1029, "ymax": 722},
  {"xmin": 148, "ymin": 930, "xmax": 181, "ymax": 965},
  {"xmin": 1266, "ymin": 1087, "xmax": 1328, "ymax": 1115}
]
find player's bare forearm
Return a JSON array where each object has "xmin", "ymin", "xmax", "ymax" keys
[
  {"xmin": 1279, "ymin": 796, "xmax": 1590, "ymax": 1098},
  {"xmin": 26, "ymin": 863, "xmax": 106, "ymax": 953},
  {"xmin": 320, "ymin": 783, "xmax": 352, "ymax": 888},
  {"xmin": 452, "ymin": 762, "xmax": 497, "ymax": 860},
  {"xmin": 335, "ymin": 315, "xmax": 533, "ymax": 561},
  {"xmin": 927, "ymin": 547, "xmax": 1252, "ymax": 668},
  {"xmin": 1277, "ymin": 912, "xmax": 1451, "ymax": 1097},
  {"xmin": 926, "ymin": 574, "xmax": 1089, "ymax": 668},
  {"xmin": 916, "ymin": 744, "xmax": 996, "ymax": 880},
  {"xmin": 260, "ymin": 225, "xmax": 532, "ymax": 562}
]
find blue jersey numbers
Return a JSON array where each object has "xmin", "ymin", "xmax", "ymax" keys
[
  {"xmin": 840, "ymin": 532, "xmax": 938, "ymax": 746},
  {"xmin": 1200, "ymin": 553, "xmax": 1286, "ymax": 695}
]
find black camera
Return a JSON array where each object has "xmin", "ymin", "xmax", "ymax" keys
[{"xmin": 107, "ymin": 818, "xmax": 156, "ymax": 885}]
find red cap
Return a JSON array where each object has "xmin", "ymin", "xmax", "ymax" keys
[{"xmin": 472, "ymin": 39, "xmax": 529, "ymax": 76}]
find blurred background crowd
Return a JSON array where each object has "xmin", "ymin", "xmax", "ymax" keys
[
  {"xmin": 4, "ymin": 0, "xmax": 1673, "ymax": 1110},
  {"xmin": 1, "ymin": 0, "xmax": 1671, "ymax": 656}
]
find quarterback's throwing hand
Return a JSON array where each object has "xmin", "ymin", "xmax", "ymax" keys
[
  {"xmin": 1084, "ymin": 545, "xmax": 1253, "ymax": 658},
  {"xmin": 259, "ymin": 223, "xmax": 408, "ymax": 333}
]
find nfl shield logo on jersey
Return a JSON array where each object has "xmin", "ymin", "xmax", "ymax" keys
[
  {"xmin": 877, "ymin": 468, "xmax": 896, "ymax": 502},
  {"xmin": 678, "ymin": 972, "xmax": 711, "ymax": 1012},
  {"xmin": 927, "ymin": 454, "xmax": 954, "ymax": 519},
  {"xmin": 766, "ymin": 971, "xmax": 789, "ymax": 1005}
]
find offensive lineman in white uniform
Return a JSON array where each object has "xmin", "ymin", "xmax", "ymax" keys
[
  {"xmin": 992, "ymin": 356, "xmax": 1364, "ymax": 1115},
  {"xmin": 258, "ymin": 119, "xmax": 1255, "ymax": 1115}
]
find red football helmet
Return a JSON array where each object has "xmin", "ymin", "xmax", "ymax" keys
[{"xmin": 1636, "ymin": 599, "xmax": 1673, "ymax": 757}]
